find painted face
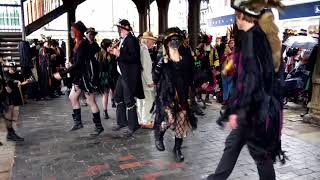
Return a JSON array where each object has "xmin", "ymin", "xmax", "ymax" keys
[{"xmin": 168, "ymin": 36, "xmax": 181, "ymax": 49}]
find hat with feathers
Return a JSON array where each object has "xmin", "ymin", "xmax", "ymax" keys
[
  {"xmin": 163, "ymin": 27, "xmax": 183, "ymax": 45},
  {"xmin": 231, "ymin": 0, "xmax": 283, "ymax": 17}
]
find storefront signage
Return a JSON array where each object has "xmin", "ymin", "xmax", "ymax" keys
[{"xmin": 279, "ymin": 2, "xmax": 320, "ymax": 20}]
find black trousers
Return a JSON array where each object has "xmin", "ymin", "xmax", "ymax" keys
[
  {"xmin": 207, "ymin": 124, "xmax": 275, "ymax": 180},
  {"xmin": 114, "ymin": 76, "xmax": 139, "ymax": 131}
]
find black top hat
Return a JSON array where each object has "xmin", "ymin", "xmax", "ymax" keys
[
  {"xmin": 115, "ymin": 19, "xmax": 131, "ymax": 31},
  {"xmin": 72, "ymin": 21, "xmax": 87, "ymax": 35}
]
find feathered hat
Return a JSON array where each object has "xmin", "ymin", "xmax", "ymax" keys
[
  {"xmin": 231, "ymin": 0, "xmax": 283, "ymax": 17},
  {"xmin": 163, "ymin": 27, "xmax": 183, "ymax": 45}
]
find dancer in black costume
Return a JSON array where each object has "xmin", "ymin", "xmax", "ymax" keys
[
  {"xmin": 96, "ymin": 38, "xmax": 118, "ymax": 119},
  {"xmin": 54, "ymin": 21, "xmax": 104, "ymax": 136},
  {"xmin": 111, "ymin": 19, "xmax": 144, "ymax": 138},
  {"xmin": 1, "ymin": 65, "xmax": 25, "ymax": 142},
  {"xmin": 153, "ymin": 27, "xmax": 197, "ymax": 162},
  {"xmin": 207, "ymin": 1, "xmax": 285, "ymax": 179}
]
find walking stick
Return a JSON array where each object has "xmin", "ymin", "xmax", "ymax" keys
[{"xmin": 18, "ymin": 85, "xmax": 24, "ymax": 106}]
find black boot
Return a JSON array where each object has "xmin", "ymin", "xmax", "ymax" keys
[
  {"xmin": 112, "ymin": 99, "xmax": 116, "ymax": 108},
  {"xmin": 127, "ymin": 105, "xmax": 140, "ymax": 133},
  {"xmin": 103, "ymin": 110, "xmax": 109, "ymax": 119},
  {"xmin": 154, "ymin": 125, "xmax": 165, "ymax": 151},
  {"xmin": 91, "ymin": 112, "xmax": 104, "ymax": 136},
  {"xmin": 69, "ymin": 109, "xmax": 83, "ymax": 131},
  {"xmin": 112, "ymin": 102, "xmax": 127, "ymax": 131},
  {"xmin": 173, "ymin": 137, "xmax": 184, "ymax": 162},
  {"xmin": 7, "ymin": 128, "xmax": 24, "ymax": 142}
]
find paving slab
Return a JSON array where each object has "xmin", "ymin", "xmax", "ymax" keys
[{"xmin": 0, "ymin": 96, "xmax": 318, "ymax": 180}]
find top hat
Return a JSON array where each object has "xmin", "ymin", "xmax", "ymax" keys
[
  {"xmin": 115, "ymin": 19, "xmax": 132, "ymax": 31},
  {"xmin": 72, "ymin": 21, "xmax": 87, "ymax": 35},
  {"xmin": 231, "ymin": 0, "xmax": 282, "ymax": 17}
]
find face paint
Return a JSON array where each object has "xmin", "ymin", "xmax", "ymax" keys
[{"xmin": 169, "ymin": 37, "xmax": 181, "ymax": 49}]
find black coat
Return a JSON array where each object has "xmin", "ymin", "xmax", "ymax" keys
[{"xmin": 117, "ymin": 33, "xmax": 144, "ymax": 99}]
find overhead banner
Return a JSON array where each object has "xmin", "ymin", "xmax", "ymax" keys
[{"xmin": 279, "ymin": 1, "xmax": 320, "ymax": 20}]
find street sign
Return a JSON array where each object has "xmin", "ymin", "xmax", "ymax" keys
[{"xmin": 315, "ymin": 5, "xmax": 320, "ymax": 14}]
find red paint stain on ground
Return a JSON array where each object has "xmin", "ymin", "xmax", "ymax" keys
[
  {"xmin": 143, "ymin": 160, "xmax": 167, "ymax": 169},
  {"xmin": 81, "ymin": 163, "xmax": 110, "ymax": 177},
  {"xmin": 117, "ymin": 154, "xmax": 135, "ymax": 161},
  {"xmin": 45, "ymin": 177, "xmax": 57, "ymax": 180},
  {"xmin": 143, "ymin": 172, "xmax": 162, "ymax": 180},
  {"xmin": 119, "ymin": 161, "xmax": 144, "ymax": 170},
  {"xmin": 168, "ymin": 162, "xmax": 185, "ymax": 170}
]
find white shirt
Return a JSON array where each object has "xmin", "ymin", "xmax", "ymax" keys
[{"xmin": 117, "ymin": 35, "xmax": 128, "ymax": 75}]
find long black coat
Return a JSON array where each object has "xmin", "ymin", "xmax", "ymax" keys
[{"xmin": 117, "ymin": 33, "xmax": 144, "ymax": 99}]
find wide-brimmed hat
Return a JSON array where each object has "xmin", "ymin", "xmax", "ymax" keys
[
  {"xmin": 86, "ymin": 27, "xmax": 98, "ymax": 35},
  {"xmin": 71, "ymin": 21, "xmax": 87, "ymax": 35},
  {"xmin": 115, "ymin": 19, "xmax": 132, "ymax": 31},
  {"xmin": 164, "ymin": 27, "xmax": 183, "ymax": 45},
  {"xmin": 141, "ymin": 32, "xmax": 157, "ymax": 41},
  {"xmin": 231, "ymin": 0, "xmax": 282, "ymax": 17}
]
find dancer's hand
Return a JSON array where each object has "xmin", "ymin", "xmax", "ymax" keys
[
  {"xmin": 112, "ymin": 49, "xmax": 120, "ymax": 57},
  {"xmin": 227, "ymin": 114, "xmax": 238, "ymax": 130},
  {"xmin": 5, "ymin": 86, "xmax": 12, "ymax": 94},
  {"xmin": 53, "ymin": 72, "xmax": 62, "ymax": 80}
]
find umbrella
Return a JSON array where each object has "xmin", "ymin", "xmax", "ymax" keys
[{"xmin": 283, "ymin": 35, "xmax": 318, "ymax": 50}]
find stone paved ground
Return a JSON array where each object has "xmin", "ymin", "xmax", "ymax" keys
[
  {"xmin": 0, "ymin": 107, "xmax": 19, "ymax": 180},
  {"xmin": 1, "ymin": 96, "xmax": 320, "ymax": 180}
]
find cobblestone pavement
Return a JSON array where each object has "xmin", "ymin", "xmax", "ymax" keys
[{"xmin": 3, "ymin": 96, "xmax": 320, "ymax": 180}]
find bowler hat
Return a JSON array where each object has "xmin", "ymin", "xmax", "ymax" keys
[{"xmin": 86, "ymin": 27, "xmax": 98, "ymax": 36}]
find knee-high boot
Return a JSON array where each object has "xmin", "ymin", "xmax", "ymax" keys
[
  {"xmin": 173, "ymin": 137, "xmax": 184, "ymax": 162},
  {"xmin": 91, "ymin": 112, "xmax": 104, "ymax": 136},
  {"xmin": 70, "ymin": 109, "xmax": 83, "ymax": 131},
  {"xmin": 154, "ymin": 124, "xmax": 165, "ymax": 151}
]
